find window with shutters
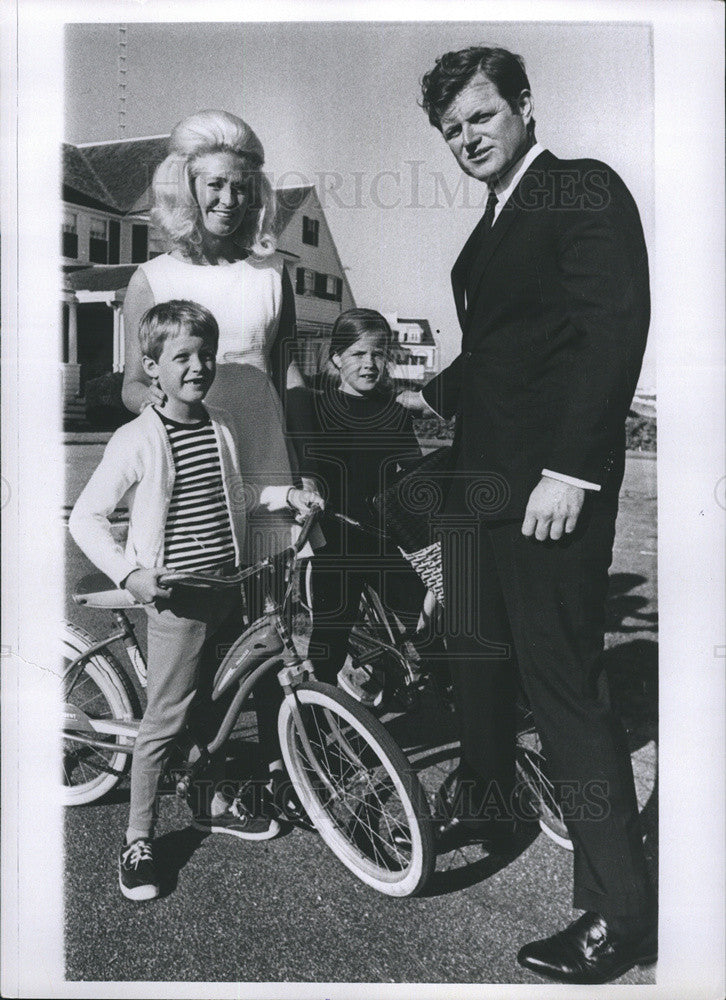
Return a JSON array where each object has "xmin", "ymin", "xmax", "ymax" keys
[
  {"xmin": 62, "ymin": 212, "xmax": 78, "ymax": 258},
  {"xmin": 296, "ymin": 267, "xmax": 343, "ymax": 301},
  {"xmin": 131, "ymin": 224, "xmax": 149, "ymax": 263},
  {"xmin": 108, "ymin": 220, "xmax": 121, "ymax": 264},
  {"xmin": 302, "ymin": 216, "xmax": 319, "ymax": 246},
  {"xmin": 89, "ymin": 217, "xmax": 108, "ymax": 264},
  {"xmin": 296, "ymin": 267, "xmax": 316, "ymax": 295}
]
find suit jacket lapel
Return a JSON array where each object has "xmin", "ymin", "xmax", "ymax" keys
[
  {"xmin": 451, "ymin": 209, "xmax": 491, "ymax": 330},
  {"xmin": 462, "ymin": 150, "xmax": 553, "ymax": 337}
]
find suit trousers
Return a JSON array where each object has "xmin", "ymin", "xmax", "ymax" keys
[{"xmin": 441, "ymin": 504, "xmax": 653, "ymax": 921}]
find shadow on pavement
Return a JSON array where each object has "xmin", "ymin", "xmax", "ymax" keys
[
  {"xmin": 606, "ymin": 572, "xmax": 658, "ymax": 635},
  {"xmin": 154, "ymin": 826, "xmax": 208, "ymax": 897},
  {"xmin": 604, "ymin": 637, "xmax": 658, "ymax": 740}
]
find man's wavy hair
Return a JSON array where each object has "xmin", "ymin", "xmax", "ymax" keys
[
  {"xmin": 151, "ymin": 110, "xmax": 276, "ymax": 261},
  {"xmin": 420, "ymin": 46, "xmax": 535, "ymax": 137}
]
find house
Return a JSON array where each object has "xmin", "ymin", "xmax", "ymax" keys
[
  {"xmin": 384, "ymin": 314, "xmax": 440, "ymax": 387},
  {"xmin": 273, "ymin": 185, "xmax": 356, "ymax": 378},
  {"xmin": 61, "ymin": 136, "xmax": 355, "ymax": 404}
]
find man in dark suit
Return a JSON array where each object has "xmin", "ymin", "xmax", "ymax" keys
[{"xmin": 401, "ymin": 46, "xmax": 656, "ymax": 984}]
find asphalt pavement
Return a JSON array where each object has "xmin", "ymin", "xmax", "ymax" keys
[{"xmin": 63, "ymin": 440, "xmax": 657, "ymax": 985}]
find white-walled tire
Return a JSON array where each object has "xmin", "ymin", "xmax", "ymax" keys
[
  {"xmin": 279, "ymin": 682, "xmax": 434, "ymax": 896},
  {"xmin": 62, "ymin": 622, "xmax": 139, "ymax": 805}
]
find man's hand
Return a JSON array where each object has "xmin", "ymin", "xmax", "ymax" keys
[
  {"xmin": 123, "ymin": 567, "xmax": 172, "ymax": 603},
  {"xmin": 395, "ymin": 389, "xmax": 434, "ymax": 415},
  {"xmin": 522, "ymin": 477, "xmax": 585, "ymax": 541}
]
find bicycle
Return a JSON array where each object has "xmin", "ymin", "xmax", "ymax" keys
[
  {"xmin": 62, "ymin": 509, "xmax": 436, "ymax": 897},
  {"xmin": 317, "ymin": 511, "xmax": 573, "ymax": 851}
]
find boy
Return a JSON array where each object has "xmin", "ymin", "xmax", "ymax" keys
[{"xmin": 69, "ymin": 300, "xmax": 320, "ymax": 900}]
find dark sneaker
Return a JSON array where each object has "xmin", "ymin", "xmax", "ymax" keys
[
  {"xmin": 193, "ymin": 794, "xmax": 281, "ymax": 840},
  {"xmin": 118, "ymin": 838, "xmax": 160, "ymax": 901},
  {"xmin": 266, "ymin": 770, "xmax": 312, "ymax": 828}
]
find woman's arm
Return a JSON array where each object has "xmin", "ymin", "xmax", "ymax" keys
[
  {"xmin": 271, "ymin": 263, "xmax": 318, "ymax": 487},
  {"xmin": 121, "ymin": 268, "xmax": 165, "ymax": 414},
  {"xmin": 269, "ymin": 263, "xmax": 297, "ymax": 397}
]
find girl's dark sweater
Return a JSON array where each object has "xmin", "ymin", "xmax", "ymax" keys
[{"xmin": 309, "ymin": 387, "xmax": 420, "ymax": 549}]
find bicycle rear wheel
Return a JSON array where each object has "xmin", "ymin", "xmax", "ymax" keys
[
  {"xmin": 278, "ymin": 682, "xmax": 435, "ymax": 896},
  {"xmin": 62, "ymin": 622, "xmax": 139, "ymax": 806}
]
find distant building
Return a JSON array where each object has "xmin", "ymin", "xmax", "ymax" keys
[
  {"xmin": 61, "ymin": 136, "xmax": 355, "ymax": 401},
  {"xmin": 384, "ymin": 314, "xmax": 440, "ymax": 387}
]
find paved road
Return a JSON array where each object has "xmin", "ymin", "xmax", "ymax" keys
[{"xmin": 63, "ymin": 441, "xmax": 657, "ymax": 984}]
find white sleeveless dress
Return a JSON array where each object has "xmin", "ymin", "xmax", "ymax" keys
[{"xmin": 138, "ymin": 252, "xmax": 299, "ymax": 561}]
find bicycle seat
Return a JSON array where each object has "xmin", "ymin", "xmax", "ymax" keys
[{"xmin": 72, "ymin": 572, "xmax": 141, "ymax": 609}]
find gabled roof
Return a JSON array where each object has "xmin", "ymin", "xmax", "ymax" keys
[
  {"xmin": 396, "ymin": 317, "xmax": 436, "ymax": 346},
  {"xmin": 62, "ymin": 144, "xmax": 119, "ymax": 210},
  {"xmin": 274, "ymin": 185, "xmax": 313, "ymax": 237},
  {"xmin": 63, "ymin": 137, "xmax": 314, "ymax": 223},
  {"xmin": 79, "ymin": 136, "xmax": 170, "ymax": 213}
]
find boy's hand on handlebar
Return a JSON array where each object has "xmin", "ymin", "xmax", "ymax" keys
[
  {"xmin": 123, "ymin": 567, "xmax": 172, "ymax": 603},
  {"xmin": 287, "ymin": 487, "xmax": 325, "ymax": 520}
]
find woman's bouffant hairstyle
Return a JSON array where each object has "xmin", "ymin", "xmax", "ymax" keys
[
  {"xmin": 151, "ymin": 110, "xmax": 276, "ymax": 260},
  {"xmin": 138, "ymin": 299, "xmax": 219, "ymax": 362},
  {"xmin": 420, "ymin": 46, "xmax": 536, "ymax": 137}
]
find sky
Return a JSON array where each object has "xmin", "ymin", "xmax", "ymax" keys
[{"xmin": 64, "ymin": 19, "xmax": 656, "ymax": 384}]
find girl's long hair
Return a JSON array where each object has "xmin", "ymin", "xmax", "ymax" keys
[
  {"xmin": 151, "ymin": 110, "xmax": 276, "ymax": 261},
  {"xmin": 325, "ymin": 308, "xmax": 395, "ymax": 393}
]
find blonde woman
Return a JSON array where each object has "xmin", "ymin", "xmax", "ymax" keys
[{"xmin": 122, "ymin": 109, "xmax": 312, "ymax": 562}]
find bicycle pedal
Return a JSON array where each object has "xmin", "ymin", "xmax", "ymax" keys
[{"xmin": 174, "ymin": 773, "xmax": 191, "ymax": 798}]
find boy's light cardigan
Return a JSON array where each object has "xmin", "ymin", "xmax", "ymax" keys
[{"xmin": 69, "ymin": 404, "xmax": 292, "ymax": 587}]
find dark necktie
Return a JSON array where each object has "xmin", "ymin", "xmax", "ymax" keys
[
  {"xmin": 482, "ymin": 186, "xmax": 498, "ymax": 232},
  {"xmin": 464, "ymin": 187, "xmax": 499, "ymax": 297}
]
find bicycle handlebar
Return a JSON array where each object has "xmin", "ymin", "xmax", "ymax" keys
[
  {"xmin": 326, "ymin": 510, "xmax": 390, "ymax": 542},
  {"xmin": 158, "ymin": 563, "xmax": 265, "ymax": 589},
  {"xmin": 157, "ymin": 505, "xmax": 323, "ymax": 591}
]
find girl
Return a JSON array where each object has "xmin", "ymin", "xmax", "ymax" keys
[{"xmin": 307, "ymin": 309, "xmax": 426, "ymax": 702}]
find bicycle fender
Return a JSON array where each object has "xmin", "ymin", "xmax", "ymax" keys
[{"xmin": 212, "ymin": 617, "xmax": 285, "ymax": 699}]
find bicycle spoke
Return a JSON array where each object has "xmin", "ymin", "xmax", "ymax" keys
[{"xmin": 296, "ymin": 704, "xmax": 413, "ymax": 871}]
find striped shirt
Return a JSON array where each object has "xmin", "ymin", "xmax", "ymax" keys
[{"xmin": 156, "ymin": 408, "xmax": 236, "ymax": 572}]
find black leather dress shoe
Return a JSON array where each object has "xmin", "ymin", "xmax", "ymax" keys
[{"xmin": 517, "ymin": 911, "xmax": 658, "ymax": 984}]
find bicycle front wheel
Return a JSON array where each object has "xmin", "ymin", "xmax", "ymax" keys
[{"xmin": 278, "ymin": 682, "xmax": 435, "ymax": 897}]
